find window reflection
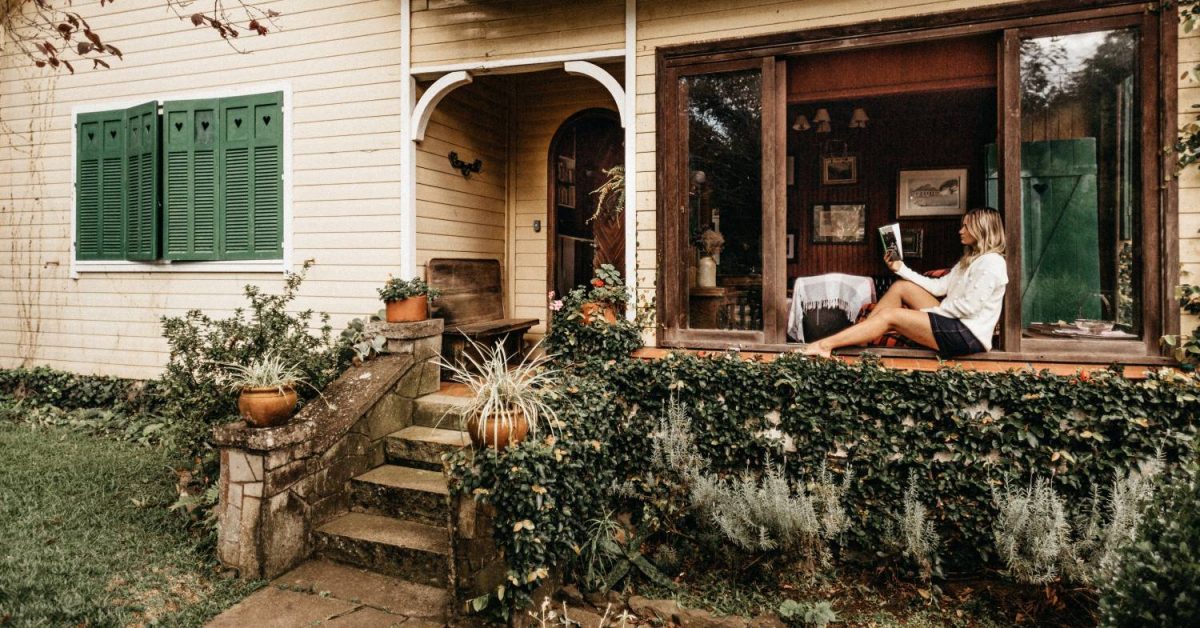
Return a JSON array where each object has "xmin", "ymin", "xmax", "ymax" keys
[
  {"xmin": 1018, "ymin": 29, "xmax": 1140, "ymax": 339},
  {"xmin": 683, "ymin": 70, "xmax": 763, "ymax": 330}
]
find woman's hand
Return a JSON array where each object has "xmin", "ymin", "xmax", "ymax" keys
[{"xmin": 884, "ymin": 249, "xmax": 903, "ymax": 273}]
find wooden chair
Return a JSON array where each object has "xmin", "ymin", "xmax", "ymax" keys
[{"xmin": 426, "ymin": 258, "xmax": 539, "ymax": 370}]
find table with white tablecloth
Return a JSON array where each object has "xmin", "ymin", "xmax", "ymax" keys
[{"xmin": 786, "ymin": 273, "xmax": 876, "ymax": 343}]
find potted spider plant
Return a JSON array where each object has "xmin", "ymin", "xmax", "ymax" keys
[
  {"xmin": 440, "ymin": 340, "xmax": 557, "ymax": 450},
  {"xmin": 223, "ymin": 353, "xmax": 305, "ymax": 428},
  {"xmin": 378, "ymin": 276, "xmax": 441, "ymax": 323}
]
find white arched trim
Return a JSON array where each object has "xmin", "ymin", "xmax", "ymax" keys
[
  {"xmin": 411, "ymin": 70, "xmax": 473, "ymax": 142},
  {"xmin": 563, "ymin": 61, "xmax": 627, "ymax": 128}
]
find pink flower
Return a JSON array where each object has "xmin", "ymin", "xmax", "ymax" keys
[
  {"xmin": 549, "ymin": 299, "xmax": 564, "ymax": 312},
  {"xmin": 547, "ymin": 291, "xmax": 556, "ymax": 300}
]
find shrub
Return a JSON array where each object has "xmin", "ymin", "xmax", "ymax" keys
[
  {"xmin": 450, "ymin": 351, "xmax": 1200, "ymax": 616},
  {"xmin": 884, "ymin": 474, "xmax": 941, "ymax": 581},
  {"xmin": 777, "ymin": 599, "xmax": 838, "ymax": 628},
  {"xmin": 157, "ymin": 262, "xmax": 341, "ymax": 451},
  {"xmin": 1098, "ymin": 461, "xmax": 1200, "ymax": 626}
]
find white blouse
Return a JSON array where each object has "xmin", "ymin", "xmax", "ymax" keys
[{"xmin": 895, "ymin": 253, "xmax": 1009, "ymax": 351}]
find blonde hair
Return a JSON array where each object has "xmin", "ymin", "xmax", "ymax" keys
[{"xmin": 959, "ymin": 207, "xmax": 1006, "ymax": 268}]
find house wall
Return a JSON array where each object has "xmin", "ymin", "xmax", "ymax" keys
[
  {"xmin": 511, "ymin": 71, "xmax": 619, "ymax": 334},
  {"xmin": 1180, "ymin": 28, "xmax": 1200, "ymax": 334},
  {"xmin": 0, "ymin": 0, "xmax": 409, "ymax": 379},
  {"xmin": 410, "ymin": 0, "xmax": 625, "ymax": 68},
  {"xmin": 414, "ymin": 77, "xmax": 510, "ymax": 277},
  {"xmin": 1, "ymin": 0, "xmax": 1193, "ymax": 379}
]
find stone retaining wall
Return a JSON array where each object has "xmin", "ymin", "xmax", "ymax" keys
[{"xmin": 212, "ymin": 319, "xmax": 443, "ymax": 579}]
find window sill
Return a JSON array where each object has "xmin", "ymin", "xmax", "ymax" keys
[
  {"xmin": 73, "ymin": 259, "xmax": 286, "ymax": 275},
  {"xmin": 636, "ymin": 346, "xmax": 1173, "ymax": 378}
]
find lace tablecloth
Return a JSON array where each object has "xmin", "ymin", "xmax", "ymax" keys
[{"xmin": 787, "ymin": 273, "xmax": 876, "ymax": 342}]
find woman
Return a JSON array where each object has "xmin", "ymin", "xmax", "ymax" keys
[{"xmin": 801, "ymin": 207, "xmax": 1008, "ymax": 359}]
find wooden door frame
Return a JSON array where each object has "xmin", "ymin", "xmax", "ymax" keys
[
  {"xmin": 545, "ymin": 107, "xmax": 623, "ymax": 304},
  {"xmin": 654, "ymin": 0, "xmax": 1177, "ymax": 364}
]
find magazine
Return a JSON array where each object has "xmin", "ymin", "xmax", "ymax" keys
[{"xmin": 879, "ymin": 223, "xmax": 903, "ymax": 260}]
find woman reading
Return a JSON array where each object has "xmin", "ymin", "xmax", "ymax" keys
[{"xmin": 801, "ymin": 207, "xmax": 1008, "ymax": 359}]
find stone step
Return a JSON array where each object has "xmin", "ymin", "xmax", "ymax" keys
[
  {"xmin": 412, "ymin": 392, "xmax": 471, "ymax": 429},
  {"xmin": 349, "ymin": 464, "xmax": 450, "ymax": 527},
  {"xmin": 385, "ymin": 425, "xmax": 471, "ymax": 469},
  {"xmin": 314, "ymin": 512, "xmax": 450, "ymax": 588}
]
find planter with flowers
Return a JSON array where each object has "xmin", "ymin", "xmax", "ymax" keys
[
  {"xmin": 378, "ymin": 276, "xmax": 441, "ymax": 323},
  {"xmin": 545, "ymin": 265, "xmax": 643, "ymax": 364}
]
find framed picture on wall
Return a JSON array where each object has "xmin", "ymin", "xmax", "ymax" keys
[
  {"xmin": 897, "ymin": 168, "xmax": 967, "ymax": 217},
  {"xmin": 821, "ymin": 155, "xmax": 857, "ymax": 185},
  {"xmin": 811, "ymin": 203, "xmax": 866, "ymax": 243},
  {"xmin": 900, "ymin": 227, "xmax": 925, "ymax": 259}
]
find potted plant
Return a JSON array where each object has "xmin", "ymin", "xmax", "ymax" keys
[
  {"xmin": 378, "ymin": 276, "xmax": 441, "ymax": 323},
  {"xmin": 440, "ymin": 340, "xmax": 557, "ymax": 450},
  {"xmin": 588, "ymin": 165, "xmax": 624, "ymax": 224},
  {"xmin": 580, "ymin": 264, "xmax": 628, "ymax": 324},
  {"xmin": 223, "ymin": 353, "xmax": 305, "ymax": 428}
]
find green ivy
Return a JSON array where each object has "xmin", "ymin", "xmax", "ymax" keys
[{"xmin": 449, "ymin": 353, "xmax": 1200, "ymax": 615}]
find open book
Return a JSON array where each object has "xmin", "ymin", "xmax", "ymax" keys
[{"xmin": 879, "ymin": 223, "xmax": 903, "ymax": 260}]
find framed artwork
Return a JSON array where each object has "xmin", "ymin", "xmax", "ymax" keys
[
  {"xmin": 897, "ymin": 168, "xmax": 967, "ymax": 217},
  {"xmin": 821, "ymin": 155, "xmax": 857, "ymax": 185},
  {"xmin": 811, "ymin": 203, "xmax": 866, "ymax": 244},
  {"xmin": 900, "ymin": 227, "xmax": 925, "ymax": 259},
  {"xmin": 786, "ymin": 232, "xmax": 796, "ymax": 260}
]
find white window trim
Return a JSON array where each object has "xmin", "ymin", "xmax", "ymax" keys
[{"xmin": 69, "ymin": 81, "xmax": 294, "ymax": 278}]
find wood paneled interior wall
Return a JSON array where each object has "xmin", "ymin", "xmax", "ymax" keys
[
  {"xmin": 414, "ymin": 76, "xmax": 510, "ymax": 279},
  {"xmin": 410, "ymin": 0, "xmax": 625, "ymax": 67},
  {"xmin": 511, "ymin": 70, "xmax": 620, "ymax": 335},
  {"xmin": 788, "ymin": 89, "xmax": 997, "ymax": 281}
]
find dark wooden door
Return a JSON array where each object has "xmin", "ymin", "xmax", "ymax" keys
[{"xmin": 548, "ymin": 110, "xmax": 623, "ymax": 298}]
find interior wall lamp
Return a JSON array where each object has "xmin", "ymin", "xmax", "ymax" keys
[{"xmin": 791, "ymin": 107, "xmax": 869, "ymax": 133}]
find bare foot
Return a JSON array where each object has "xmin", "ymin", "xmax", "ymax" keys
[{"xmin": 799, "ymin": 342, "xmax": 832, "ymax": 358}]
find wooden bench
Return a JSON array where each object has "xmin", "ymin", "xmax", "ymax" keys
[{"xmin": 427, "ymin": 258, "xmax": 539, "ymax": 370}]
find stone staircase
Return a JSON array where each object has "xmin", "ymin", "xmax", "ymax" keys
[{"xmin": 312, "ymin": 390, "xmax": 476, "ymax": 593}]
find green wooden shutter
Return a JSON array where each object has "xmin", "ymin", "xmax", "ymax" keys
[
  {"xmin": 162, "ymin": 99, "xmax": 220, "ymax": 260},
  {"xmin": 76, "ymin": 110, "xmax": 126, "ymax": 260},
  {"xmin": 124, "ymin": 101, "xmax": 160, "ymax": 260},
  {"xmin": 220, "ymin": 92, "xmax": 283, "ymax": 259}
]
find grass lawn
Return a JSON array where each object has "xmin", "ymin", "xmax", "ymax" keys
[{"xmin": 0, "ymin": 424, "xmax": 261, "ymax": 626}]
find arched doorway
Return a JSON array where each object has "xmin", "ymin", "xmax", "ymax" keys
[{"xmin": 547, "ymin": 109, "xmax": 624, "ymax": 299}]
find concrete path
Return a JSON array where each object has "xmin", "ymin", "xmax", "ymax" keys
[{"xmin": 207, "ymin": 559, "xmax": 450, "ymax": 627}]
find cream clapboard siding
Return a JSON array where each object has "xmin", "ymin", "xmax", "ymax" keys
[
  {"xmin": 415, "ymin": 76, "xmax": 509, "ymax": 276},
  {"xmin": 511, "ymin": 70, "xmax": 620, "ymax": 334},
  {"xmin": 0, "ymin": 0, "xmax": 408, "ymax": 379},
  {"xmin": 411, "ymin": 0, "xmax": 624, "ymax": 68},
  {"xmin": 1180, "ymin": 26, "xmax": 1200, "ymax": 333}
]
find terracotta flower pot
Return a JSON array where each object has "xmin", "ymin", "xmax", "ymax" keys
[
  {"xmin": 580, "ymin": 301, "xmax": 618, "ymax": 324},
  {"xmin": 465, "ymin": 408, "xmax": 529, "ymax": 450},
  {"xmin": 238, "ymin": 386, "xmax": 298, "ymax": 428},
  {"xmin": 385, "ymin": 295, "xmax": 429, "ymax": 322}
]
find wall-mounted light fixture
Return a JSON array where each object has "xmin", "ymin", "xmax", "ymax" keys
[
  {"xmin": 448, "ymin": 151, "xmax": 483, "ymax": 178},
  {"xmin": 849, "ymin": 107, "xmax": 870, "ymax": 129},
  {"xmin": 812, "ymin": 108, "xmax": 832, "ymax": 133},
  {"xmin": 792, "ymin": 107, "xmax": 870, "ymax": 133}
]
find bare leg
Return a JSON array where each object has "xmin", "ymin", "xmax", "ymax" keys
[
  {"xmin": 868, "ymin": 280, "xmax": 939, "ymax": 319},
  {"xmin": 802, "ymin": 308, "xmax": 937, "ymax": 358}
]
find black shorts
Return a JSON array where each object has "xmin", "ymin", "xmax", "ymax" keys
[{"xmin": 928, "ymin": 312, "xmax": 985, "ymax": 358}]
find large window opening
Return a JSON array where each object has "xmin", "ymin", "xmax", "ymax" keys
[{"xmin": 657, "ymin": 3, "xmax": 1172, "ymax": 363}]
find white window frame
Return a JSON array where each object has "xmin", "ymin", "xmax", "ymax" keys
[{"xmin": 69, "ymin": 81, "xmax": 293, "ymax": 277}]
